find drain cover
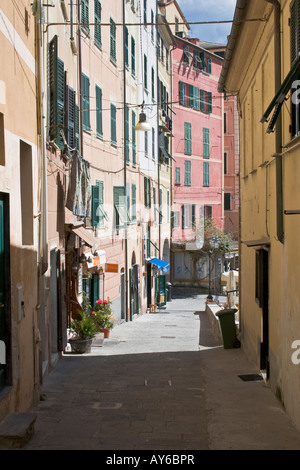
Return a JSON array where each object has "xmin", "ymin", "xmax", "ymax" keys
[{"xmin": 238, "ymin": 374, "xmax": 263, "ymax": 382}]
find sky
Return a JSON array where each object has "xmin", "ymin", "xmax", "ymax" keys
[{"xmin": 176, "ymin": 0, "xmax": 237, "ymax": 45}]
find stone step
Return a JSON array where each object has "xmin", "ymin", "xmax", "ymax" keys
[{"xmin": 0, "ymin": 413, "xmax": 36, "ymax": 448}]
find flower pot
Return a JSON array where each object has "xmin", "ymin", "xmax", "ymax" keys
[
  {"xmin": 69, "ymin": 337, "xmax": 93, "ymax": 354},
  {"xmin": 99, "ymin": 328, "xmax": 111, "ymax": 338}
]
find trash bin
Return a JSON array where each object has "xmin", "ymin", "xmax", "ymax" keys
[
  {"xmin": 216, "ymin": 308, "xmax": 240, "ymax": 349},
  {"xmin": 166, "ymin": 282, "xmax": 172, "ymax": 301}
]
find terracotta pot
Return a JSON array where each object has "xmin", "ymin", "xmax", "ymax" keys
[{"xmin": 99, "ymin": 328, "xmax": 110, "ymax": 338}]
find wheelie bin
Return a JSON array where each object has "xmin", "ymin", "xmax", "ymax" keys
[{"xmin": 216, "ymin": 308, "xmax": 240, "ymax": 349}]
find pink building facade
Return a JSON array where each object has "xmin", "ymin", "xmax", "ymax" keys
[{"xmin": 171, "ymin": 36, "xmax": 224, "ymax": 280}]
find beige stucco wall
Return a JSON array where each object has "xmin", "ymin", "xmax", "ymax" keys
[{"xmin": 223, "ymin": 0, "xmax": 300, "ymax": 430}]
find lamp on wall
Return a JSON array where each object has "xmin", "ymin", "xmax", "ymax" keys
[{"xmin": 135, "ymin": 102, "xmax": 151, "ymax": 132}]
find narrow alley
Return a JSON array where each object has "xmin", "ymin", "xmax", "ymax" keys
[{"xmin": 8, "ymin": 291, "xmax": 300, "ymax": 452}]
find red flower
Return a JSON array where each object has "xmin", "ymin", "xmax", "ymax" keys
[
  {"xmin": 96, "ymin": 299, "xmax": 103, "ymax": 304},
  {"xmin": 103, "ymin": 300, "xmax": 108, "ymax": 304}
]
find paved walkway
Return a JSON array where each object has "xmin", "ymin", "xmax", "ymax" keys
[{"xmin": 16, "ymin": 293, "xmax": 300, "ymax": 450}]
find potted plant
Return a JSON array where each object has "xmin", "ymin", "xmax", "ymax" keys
[
  {"xmin": 69, "ymin": 294, "xmax": 98, "ymax": 353},
  {"xmin": 92, "ymin": 298, "xmax": 116, "ymax": 338}
]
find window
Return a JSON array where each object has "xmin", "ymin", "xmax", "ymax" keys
[
  {"xmin": 0, "ymin": 113, "xmax": 5, "ymax": 165},
  {"xmin": 189, "ymin": 85, "xmax": 200, "ymax": 110},
  {"xmin": 200, "ymin": 89, "xmax": 212, "ymax": 113},
  {"xmin": 144, "ymin": 177, "xmax": 151, "ymax": 207},
  {"xmin": 151, "ymin": 67, "xmax": 155, "ymax": 100},
  {"xmin": 203, "ymin": 128, "xmax": 210, "ymax": 158},
  {"xmin": 110, "ymin": 104, "xmax": 117, "ymax": 145},
  {"xmin": 131, "ymin": 36, "xmax": 135, "ymax": 76},
  {"xmin": 94, "ymin": 0, "xmax": 101, "ymax": 48},
  {"xmin": 203, "ymin": 161, "xmax": 209, "ymax": 186},
  {"xmin": 110, "ymin": 18, "xmax": 116, "ymax": 63},
  {"xmin": 183, "ymin": 46, "xmax": 190, "ymax": 66},
  {"xmin": 182, "ymin": 205, "xmax": 190, "ymax": 229},
  {"xmin": 179, "ymin": 81, "xmax": 188, "ymax": 106},
  {"xmin": 125, "ymin": 27, "xmax": 129, "ymax": 68},
  {"xmin": 20, "ymin": 140, "xmax": 33, "ymax": 245},
  {"xmin": 95, "ymin": 85, "xmax": 102, "ymax": 138},
  {"xmin": 92, "ymin": 180, "xmax": 108, "ymax": 228},
  {"xmin": 291, "ymin": 0, "xmax": 300, "ymax": 137},
  {"xmin": 125, "ymin": 105, "xmax": 129, "ymax": 163},
  {"xmin": 82, "ymin": 73, "xmax": 90, "ymax": 131},
  {"xmin": 81, "ymin": 0, "xmax": 89, "ymax": 34},
  {"xmin": 167, "ymin": 191, "xmax": 170, "ymax": 222},
  {"xmin": 49, "ymin": 35, "xmax": 65, "ymax": 149},
  {"xmin": 132, "ymin": 110, "xmax": 136, "ymax": 166},
  {"xmin": 224, "ymin": 152, "xmax": 227, "ymax": 174},
  {"xmin": 224, "ymin": 113, "xmax": 227, "ymax": 133},
  {"xmin": 204, "ymin": 205, "xmax": 212, "ymax": 219},
  {"xmin": 145, "ymin": 131, "xmax": 148, "ymax": 156},
  {"xmin": 175, "ymin": 167, "xmax": 180, "ymax": 185},
  {"xmin": 166, "ymin": 49, "xmax": 169, "ymax": 71},
  {"xmin": 184, "ymin": 122, "xmax": 192, "ymax": 155},
  {"xmin": 66, "ymin": 86, "xmax": 75, "ymax": 148},
  {"xmin": 131, "ymin": 184, "xmax": 136, "ymax": 222},
  {"xmin": 175, "ymin": 17, "xmax": 179, "ymax": 33},
  {"xmin": 184, "ymin": 160, "xmax": 191, "ymax": 186},
  {"xmin": 153, "ymin": 187, "xmax": 156, "ymax": 222},
  {"xmin": 151, "ymin": 10, "xmax": 154, "ymax": 41},
  {"xmin": 199, "ymin": 52, "xmax": 211, "ymax": 73},
  {"xmin": 224, "ymin": 193, "xmax": 231, "ymax": 211},
  {"xmin": 143, "ymin": 0, "xmax": 147, "ymax": 25},
  {"xmin": 192, "ymin": 204, "xmax": 196, "ymax": 228},
  {"xmin": 114, "ymin": 186, "xmax": 130, "ymax": 228},
  {"xmin": 144, "ymin": 54, "xmax": 147, "ymax": 89},
  {"xmin": 159, "ymin": 189, "xmax": 163, "ymax": 224},
  {"xmin": 152, "ymin": 127, "xmax": 155, "ymax": 159}
]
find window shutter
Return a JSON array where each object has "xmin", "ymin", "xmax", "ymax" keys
[
  {"xmin": 110, "ymin": 18, "xmax": 116, "ymax": 62},
  {"xmin": 132, "ymin": 110, "xmax": 136, "ymax": 166},
  {"xmin": 179, "ymin": 81, "xmax": 185, "ymax": 105},
  {"xmin": 144, "ymin": 54, "xmax": 147, "ymax": 89},
  {"xmin": 125, "ymin": 105, "xmax": 129, "ymax": 163},
  {"xmin": 208, "ymin": 92, "xmax": 212, "ymax": 113},
  {"xmin": 291, "ymin": 0, "xmax": 300, "ymax": 65},
  {"xmin": 92, "ymin": 184, "xmax": 100, "ymax": 226},
  {"xmin": 49, "ymin": 35, "xmax": 65, "ymax": 149},
  {"xmin": 66, "ymin": 85, "xmax": 75, "ymax": 148},
  {"xmin": 203, "ymin": 161, "xmax": 209, "ymax": 186},
  {"xmin": 144, "ymin": 176, "xmax": 148, "ymax": 207},
  {"xmin": 184, "ymin": 160, "xmax": 191, "ymax": 186},
  {"xmin": 192, "ymin": 204, "xmax": 195, "ymax": 227},
  {"xmin": 132, "ymin": 184, "xmax": 136, "ymax": 222},
  {"xmin": 175, "ymin": 167, "xmax": 180, "ymax": 184},
  {"xmin": 184, "ymin": 122, "xmax": 191, "ymax": 155},
  {"xmin": 148, "ymin": 178, "xmax": 151, "ymax": 208},
  {"xmin": 131, "ymin": 36, "xmax": 135, "ymax": 75},
  {"xmin": 82, "ymin": 74, "xmax": 90, "ymax": 131},
  {"xmin": 207, "ymin": 57, "xmax": 212, "ymax": 74},
  {"xmin": 96, "ymin": 85, "xmax": 102, "ymax": 138},
  {"xmin": 75, "ymin": 103, "xmax": 80, "ymax": 150},
  {"xmin": 200, "ymin": 89, "xmax": 206, "ymax": 112},
  {"xmin": 111, "ymin": 104, "xmax": 117, "ymax": 144},
  {"xmin": 189, "ymin": 85, "xmax": 194, "ymax": 109},
  {"xmin": 203, "ymin": 128, "xmax": 210, "ymax": 158},
  {"xmin": 125, "ymin": 26, "xmax": 129, "ymax": 67},
  {"xmin": 81, "ymin": 0, "xmax": 90, "ymax": 34},
  {"xmin": 194, "ymin": 87, "xmax": 200, "ymax": 110},
  {"xmin": 94, "ymin": 0, "xmax": 102, "ymax": 47}
]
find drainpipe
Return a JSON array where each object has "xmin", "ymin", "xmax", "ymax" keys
[
  {"xmin": 123, "ymin": 0, "xmax": 129, "ymax": 321},
  {"xmin": 77, "ymin": 1, "xmax": 83, "ymax": 156},
  {"xmin": 265, "ymin": 0, "xmax": 284, "ymax": 243}
]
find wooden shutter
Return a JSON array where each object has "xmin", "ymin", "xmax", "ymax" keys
[
  {"xmin": 144, "ymin": 54, "xmax": 147, "ymax": 89},
  {"xmin": 49, "ymin": 35, "xmax": 65, "ymax": 149},
  {"xmin": 125, "ymin": 105, "xmax": 129, "ymax": 163},
  {"xmin": 81, "ymin": 0, "xmax": 90, "ymax": 34},
  {"xmin": 203, "ymin": 161, "xmax": 209, "ymax": 186},
  {"xmin": 132, "ymin": 110, "xmax": 136, "ymax": 165},
  {"xmin": 200, "ymin": 89, "xmax": 206, "ymax": 112},
  {"xmin": 66, "ymin": 85, "xmax": 75, "ymax": 148},
  {"xmin": 96, "ymin": 85, "xmax": 102, "ymax": 137},
  {"xmin": 82, "ymin": 74, "xmax": 90, "ymax": 131},
  {"xmin": 189, "ymin": 85, "xmax": 194, "ymax": 109},
  {"xmin": 144, "ymin": 176, "xmax": 148, "ymax": 207},
  {"xmin": 110, "ymin": 18, "xmax": 116, "ymax": 62},
  {"xmin": 207, "ymin": 57, "xmax": 212, "ymax": 74},
  {"xmin": 131, "ymin": 184, "xmax": 136, "ymax": 222},
  {"xmin": 194, "ymin": 87, "xmax": 200, "ymax": 110},
  {"xmin": 94, "ymin": 0, "xmax": 102, "ymax": 47},
  {"xmin": 175, "ymin": 167, "xmax": 180, "ymax": 184},
  {"xmin": 291, "ymin": 0, "xmax": 300, "ymax": 65},
  {"xmin": 92, "ymin": 184, "xmax": 100, "ymax": 226},
  {"xmin": 192, "ymin": 204, "xmax": 195, "ymax": 227},
  {"xmin": 179, "ymin": 81, "xmax": 185, "ymax": 105},
  {"xmin": 111, "ymin": 104, "xmax": 117, "ymax": 144},
  {"xmin": 125, "ymin": 26, "xmax": 129, "ymax": 67},
  {"xmin": 203, "ymin": 128, "xmax": 210, "ymax": 158},
  {"xmin": 185, "ymin": 160, "xmax": 191, "ymax": 186},
  {"xmin": 75, "ymin": 103, "xmax": 80, "ymax": 150},
  {"xmin": 184, "ymin": 122, "xmax": 191, "ymax": 155}
]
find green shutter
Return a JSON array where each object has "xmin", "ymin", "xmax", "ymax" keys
[
  {"xmin": 175, "ymin": 167, "xmax": 180, "ymax": 184},
  {"xmin": 66, "ymin": 85, "xmax": 75, "ymax": 148},
  {"xmin": 144, "ymin": 176, "xmax": 148, "ymax": 207},
  {"xmin": 184, "ymin": 122, "xmax": 191, "ymax": 155},
  {"xmin": 179, "ymin": 81, "xmax": 185, "ymax": 105},
  {"xmin": 200, "ymin": 89, "xmax": 205, "ymax": 112},
  {"xmin": 144, "ymin": 54, "xmax": 147, "ymax": 89},
  {"xmin": 184, "ymin": 160, "xmax": 191, "ymax": 186},
  {"xmin": 189, "ymin": 85, "xmax": 194, "ymax": 109},
  {"xmin": 111, "ymin": 104, "xmax": 117, "ymax": 145},
  {"xmin": 125, "ymin": 105, "xmax": 129, "ymax": 163},
  {"xmin": 92, "ymin": 185, "xmax": 100, "ymax": 226},
  {"xmin": 203, "ymin": 161, "xmax": 209, "ymax": 186},
  {"xmin": 96, "ymin": 85, "xmax": 102, "ymax": 138},
  {"xmin": 132, "ymin": 110, "xmax": 136, "ymax": 166},
  {"xmin": 91, "ymin": 274, "xmax": 100, "ymax": 307},
  {"xmin": 207, "ymin": 57, "xmax": 212, "ymax": 74},
  {"xmin": 131, "ymin": 36, "xmax": 135, "ymax": 75},
  {"xmin": 81, "ymin": 0, "xmax": 90, "ymax": 34},
  {"xmin": 49, "ymin": 36, "xmax": 65, "ymax": 149},
  {"xmin": 194, "ymin": 87, "xmax": 200, "ymax": 110},
  {"xmin": 203, "ymin": 128, "xmax": 210, "ymax": 158},
  {"xmin": 132, "ymin": 184, "xmax": 136, "ymax": 222},
  {"xmin": 82, "ymin": 73, "xmax": 90, "ymax": 131},
  {"xmin": 75, "ymin": 103, "xmax": 79, "ymax": 150},
  {"xmin": 125, "ymin": 26, "xmax": 129, "ymax": 67},
  {"xmin": 110, "ymin": 18, "xmax": 116, "ymax": 62},
  {"xmin": 94, "ymin": 0, "xmax": 102, "ymax": 47},
  {"xmin": 192, "ymin": 204, "xmax": 195, "ymax": 227},
  {"xmin": 208, "ymin": 92, "xmax": 212, "ymax": 113}
]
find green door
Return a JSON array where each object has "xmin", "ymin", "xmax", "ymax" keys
[
  {"xmin": 158, "ymin": 274, "xmax": 167, "ymax": 306},
  {"xmin": 0, "ymin": 199, "xmax": 6, "ymax": 391}
]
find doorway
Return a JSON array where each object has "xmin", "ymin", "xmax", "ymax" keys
[
  {"xmin": 256, "ymin": 248, "xmax": 269, "ymax": 378},
  {"xmin": 0, "ymin": 193, "xmax": 10, "ymax": 392}
]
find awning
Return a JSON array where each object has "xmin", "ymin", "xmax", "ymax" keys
[
  {"xmin": 149, "ymin": 258, "xmax": 169, "ymax": 271},
  {"xmin": 72, "ymin": 226, "xmax": 100, "ymax": 250},
  {"xmin": 261, "ymin": 55, "xmax": 300, "ymax": 133}
]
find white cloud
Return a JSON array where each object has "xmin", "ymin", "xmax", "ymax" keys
[{"xmin": 176, "ymin": 0, "xmax": 237, "ymax": 44}]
